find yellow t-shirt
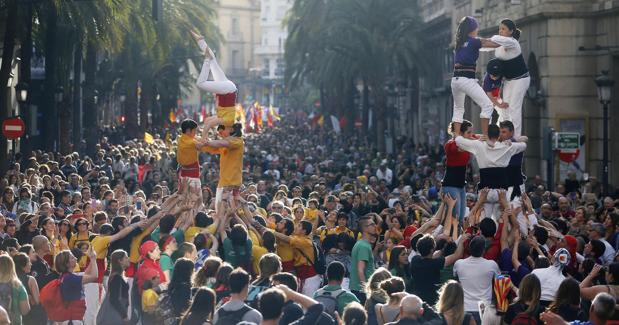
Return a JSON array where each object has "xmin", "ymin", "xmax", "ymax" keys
[
  {"xmin": 130, "ymin": 228, "xmax": 154, "ymax": 263},
  {"xmin": 277, "ymin": 240, "xmax": 294, "ymax": 264},
  {"xmin": 91, "ymin": 235, "xmax": 112, "ymax": 259},
  {"xmin": 69, "ymin": 232, "xmax": 92, "ymax": 250},
  {"xmin": 185, "ymin": 226, "xmax": 205, "ymax": 242},
  {"xmin": 217, "ymin": 106, "xmax": 236, "ymax": 127},
  {"xmin": 177, "ymin": 134, "xmax": 199, "ymax": 166},
  {"xmin": 290, "ymin": 235, "xmax": 314, "ymax": 267},
  {"xmin": 218, "ymin": 137, "xmax": 244, "ymax": 187},
  {"xmin": 252, "ymin": 244, "xmax": 268, "ymax": 275},
  {"xmin": 142, "ymin": 289, "xmax": 159, "ymax": 313},
  {"xmin": 317, "ymin": 225, "xmax": 338, "ymax": 242},
  {"xmin": 305, "ymin": 208, "xmax": 318, "ymax": 221}
]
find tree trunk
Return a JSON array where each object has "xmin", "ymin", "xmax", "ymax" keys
[
  {"xmin": 83, "ymin": 41, "xmax": 97, "ymax": 156},
  {"xmin": 43, "ymin": 3, "xmax": 58, "ymax": 151},
  {"xmin": 72, "ymin": 41, "xmax": 83, "ymax": 149},
  {"xmin": 140, "ymin": 79, "xmax": 153, "ymax": 131},
  {"xmin": 345, "ymin": 78, "xmax": 355, "ymax": 134},
  {"xmin": 19, "ymin": 2, "xmax": 33, "ymax": 157},
  {"xmin": 0, "ymin": 0, "xmax": 18, "ymax": 172},
  {"xmin": 362, "ymin": 79, "xmax": 369, "ymax": 132},
  {"xmin": 373, "ymin": 88, "xmax": 387, "ymax": 153}
]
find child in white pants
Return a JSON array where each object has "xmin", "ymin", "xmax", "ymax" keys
[
  {"xmin": 191, "ymin": 30, "xmax": 238, "ymax": 128},
  {"xmin": 451, "ymin": 16, "xmax": 501, "ymax": 136}
]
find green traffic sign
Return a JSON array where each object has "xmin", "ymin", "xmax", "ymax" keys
[{"xmin": 554, "ymin": 132, "xmax": 580, "ymax": 150}]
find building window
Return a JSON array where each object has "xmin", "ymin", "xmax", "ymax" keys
[
  {"xmin": 231, "ymin": 50, "xmax": 240, "ymax": 69},
  {"xmin": 262, "ymin": 6, "xmax": 270, "ymax": 21},
  {"xmin": 231, "ymin": 17, "xmax": 239, "ymax": 35}
]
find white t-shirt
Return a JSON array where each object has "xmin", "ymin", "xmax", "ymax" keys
[
  {"xmin": 531, "ymin": 266, "xmax": 565, "ymax": 302},
  {"xmin": 454, "ymin": 257, "xmax": 500, "ymax": 312},
  {"xmin": 455, "ymin": 137, "xmax": 527, "ymax": 169},
  {"xmin": 601, "ymin": 239, "xmax": 616, "ymax": 265}
]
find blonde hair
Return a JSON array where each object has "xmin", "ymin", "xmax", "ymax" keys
[
  {"xmin": 365, "ymin": 267, "xmax": 392, "ymax": 298},
  {"xmin": 436, "ymin": 280, "xmax": 465, "ymax": 325},
  {"xmin": 0, "ymin": 254, "xmax": 22, "ymax": 288},
  {"xmin": 55, "ymin": 250, "xmax": 75, "ymax": 274}
]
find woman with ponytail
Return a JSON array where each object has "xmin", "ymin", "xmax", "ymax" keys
[
  {"xmin": 98, "ymin": 250, "xmax": 130, "ymax": 325},
  {"xmin": 487, "ymin": 18, "xmax": 530, "ymax": 137},
  {"xmin": 451, "ymin": 16, "xmax": 501, "ymax": 137}
]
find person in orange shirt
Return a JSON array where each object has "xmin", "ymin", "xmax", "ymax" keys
[
  {"xmin": 173, "ymin": 119, "xmax": 213, "ymax": 228},
  {"xmin": 202, "ymin": 123, "xmax": 244, "ymax": 211},
  {"xmin": 267, "ymin": 220, "xmax": 322, "ymax": 296}
]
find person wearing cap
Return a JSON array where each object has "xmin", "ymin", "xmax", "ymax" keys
[
  {"xmin": 586, "ymin": 222, "xmax": 616, "ymax": 265},
  {"xmin": 135, "ymin": 240, "xmax": 166, "ymax": 292},
  {"xmin": 531, "ymin": 248, "xmax": 570, "ymax": 305},
  {"xmin": 451, "ymin": 16, "xmax": 501, "ymax": 136}
]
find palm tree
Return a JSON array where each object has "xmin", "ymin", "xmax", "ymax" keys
[{"xmin": 285, "ymin": 0, "xmax": 426, "ymax": 150}]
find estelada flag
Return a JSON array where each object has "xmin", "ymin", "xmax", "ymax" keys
[
  {"xmin": 269, "ymin": 105, "xmax": 281, "ymax": 121},
  {"xmin": 169, "ymin": 111, "xmax": 176, "ymax": 123},
  {"xmin": 144, "ymin": 132, "xmax": 154, "ymax": 144},
  {"xmin": 236, "ymin": 104, "xmax": 246, "ymax": 129}
]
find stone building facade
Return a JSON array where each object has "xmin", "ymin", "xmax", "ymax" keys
[{"xmin": 418, "ymin": 0, "xmax": 619, "ymax": 189}]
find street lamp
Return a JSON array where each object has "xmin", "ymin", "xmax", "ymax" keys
[
  {"xmin": 55, "ymin": 86, "xmax": 64, "ymax": 103},
  {"xmin": 595, "ymin": 70, "xmax": 615, "ymax": 196},
  {"xmin": 15, "ymin": 82, "xmax": 28, "ymax": 104},
  {"xmin": 93, "ymin": 89, "xmax": 99, "ymax": 105}
]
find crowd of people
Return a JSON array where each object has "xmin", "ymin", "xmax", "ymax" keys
[
  {"xmin": 0, "ymin": 112, "xmax": 616, "ymax": 325},
  {"xmin": 1, "ymin": 18, "xmax": 619, "ymax": 325}
]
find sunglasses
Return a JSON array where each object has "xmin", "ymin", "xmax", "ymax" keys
[{"xmin": 77, "ymin": 223, "xmax": 88, "ymax": 226}]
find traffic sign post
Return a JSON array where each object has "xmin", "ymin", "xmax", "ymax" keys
[
  {"xmin": 553, "ymin": 132, "xmax": 580, "ymax": 152},
  {"xmin": 553, "ymin": 132, "xmax": 581, "ymax": 163},
  {"xmin": 2, "ymin": 117, "xmax": 26, "ymax": 140},
  {"xmin": 2, "ymin": 117, "xmax": 26, "ymax": 156}
]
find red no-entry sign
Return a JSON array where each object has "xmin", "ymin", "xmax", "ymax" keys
[{"xmin": 2, "ymin": 117, "xmax": 26, "ymax": 140}]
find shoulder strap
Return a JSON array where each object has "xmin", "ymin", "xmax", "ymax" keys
[
  {"xmin": 392, "ymin": 311, "xmax": 400, "ymax": 322},
  {"xmin": 295, "ymin": 246, "xmax": 315, "ymax": 267},
  {"xmin": 379, "ymin": 305, "xmax": 385, "ymax": 324}
]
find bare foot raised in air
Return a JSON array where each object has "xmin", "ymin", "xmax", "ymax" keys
[{"xmin": 189, "ymin": 30, "xmax": 214, "ymax": 59}]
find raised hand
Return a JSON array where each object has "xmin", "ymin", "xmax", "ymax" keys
[{"xmin": 444, "ymin": 193, "xmax": 457, "ymax": 207}]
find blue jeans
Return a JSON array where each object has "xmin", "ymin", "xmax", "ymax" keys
[{"xmin": 442, "ymin": 186, "xmax": 467, "ymax": 222}]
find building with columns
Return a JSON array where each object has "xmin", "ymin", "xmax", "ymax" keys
[
  {"xmin": 213, "ymin": 0, "xmax": 262, "ymax": 100},
  {"xmin": 254, "ymin": 0, "xmax": 291, "ymax": 106},
  {"xmin": 417, "ymin": 0, "xmax": 619, "ymax": 190}
]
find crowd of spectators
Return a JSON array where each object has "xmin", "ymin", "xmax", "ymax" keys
[{"xmin": 0, "ymin": 115, "xmax": 617, "ymax": 325}]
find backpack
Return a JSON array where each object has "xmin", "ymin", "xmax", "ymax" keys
[
  {"xmin": 0, "ymin": 283, "xmax": 12, "ymax": 313},
  {"xmin": 246, "ymin": 281, "xmax": 269, "ymax": 308},
  {"xmin": 40, "ymin": 275, "xmax": 86, "ymax": 321},
  {"xmin": 511, "ymin": 312, "xmax": 538, "ymax": 325},
  {"xmin": 157, "ymin": 291, "xmax": 179, "ymax": 325},
  {"xmin": 215, "ymin": 305, "xmax": 251, "ymax": 325},
  {"xmin": 314, "ymin": 288, "xmax": 345, "ymax": 317},
  {"xmin": 296, "ymin": 240, "xmax": 326, "ymax": 275}
]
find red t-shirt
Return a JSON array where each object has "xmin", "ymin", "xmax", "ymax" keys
[
  {"xmin": 444, "ymin": 140, "xmax": 470, "ymax": 167},
  {"xmin": 483, "ymin": 222, "xmax": 504, "ymax": 262}
]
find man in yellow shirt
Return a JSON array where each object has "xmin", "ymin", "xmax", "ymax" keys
[
  {"xmin": 174, "ymin": 119, "xmax": 212, "ymax": 228},
  {"xmin": 202, "ymin": 123, "xmax": 244, "ymax": 211},
  {"xmin": 269, "ymin": 220, "xmax": 322, "ymax": 296}
]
